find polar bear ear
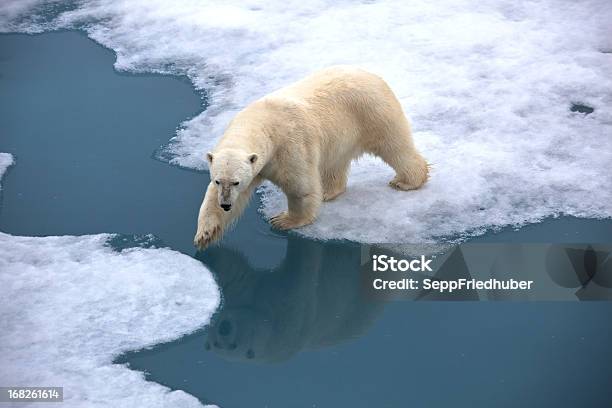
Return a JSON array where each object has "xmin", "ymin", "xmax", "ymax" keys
[
  {"xmin": 206, "ymin": 152, "xmax": 214, "ymax": 163},
  {"xmin": 248, "ymin": 153, "xmax": 258, "ymax": 164}
]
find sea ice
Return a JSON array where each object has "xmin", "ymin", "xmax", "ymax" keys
[
  {"xmin": 1, "ymin": 0, "xmax": 610, "ymax": 242},
  {"xmin": 0, "ymin": 153, "xmax": 13, "ymax": 185}
]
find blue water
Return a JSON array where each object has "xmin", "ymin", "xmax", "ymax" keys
[{"xmin": 1, "ymin": 32, "xmax": 611, "ymax": 408}]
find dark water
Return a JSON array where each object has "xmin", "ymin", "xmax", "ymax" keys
[{"xmin": 1, "ymin": 32, "xmax": 611, "ymax": 408}]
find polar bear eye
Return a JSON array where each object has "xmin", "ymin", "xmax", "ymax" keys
[
  {"xmin": 214, "ymin": 180, "xmax": 220, "ymax": 185},
  {"xmin": 232, "ymin": 181, "xmax": 239, "ymax": 186}
]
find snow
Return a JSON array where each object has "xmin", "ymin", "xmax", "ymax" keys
[
  {"xmin": 0, "ymin": 233, "xmax": 220, "ymax": 407},
  {"xmin": 0, "ymin": 157, "xmax": 220, "ymax": 407},
  {"xmin": 1, "ymin": 0, "xmax": 610, "ymax": 242}
]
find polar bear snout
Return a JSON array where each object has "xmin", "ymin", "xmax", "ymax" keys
[
  {"xmin": 216, "ymin": 181, "xmax": 239, "ymax": 211},
  {"xmin": 219, "ymin": 189, "xmax": 234, "ymax": 211}
]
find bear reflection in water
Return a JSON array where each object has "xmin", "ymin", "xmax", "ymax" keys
[{"xmin": 196, "ymin": 238, "xmax": 385, "ymax": 363}]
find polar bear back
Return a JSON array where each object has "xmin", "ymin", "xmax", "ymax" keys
[
  {"xmin": 216, "ymin": 65, "xmax": 413, "ymax": 181},
  {"xmin": 265, "ymin": 65, "xmax": 408, "ymax": 151}
]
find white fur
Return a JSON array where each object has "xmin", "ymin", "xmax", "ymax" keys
[{"xmin": 194, "ymin": 66, "xmax": 428, "ymax": 249}]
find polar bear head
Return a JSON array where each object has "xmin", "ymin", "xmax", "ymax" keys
[{"xmin": 207, "ymin": 148, "xmax": 258, "ymax": 212}]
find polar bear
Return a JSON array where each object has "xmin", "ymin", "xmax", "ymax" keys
[{"xmin": 194, "ymin": 66, "xmax": 428, "ymax": 249}]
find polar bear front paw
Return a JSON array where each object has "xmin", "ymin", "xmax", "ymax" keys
[
  {"xmin": 194, "ymin": 218, "xmax": 222, "ymax": 250},
  {"xmin": 270, "ymin": 212, "xmax": 312, "ymax": 230}
]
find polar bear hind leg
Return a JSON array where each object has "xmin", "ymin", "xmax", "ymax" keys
[{"xmin": 370, "ymin": 123, "xmax": 428, "ymax": 191}]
